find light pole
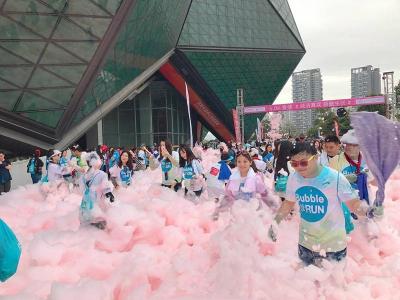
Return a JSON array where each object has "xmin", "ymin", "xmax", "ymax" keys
[
  {"xmin": 383, "ymin": 72, "xmax": 395, "ymax": 120},
  {"xmin": 236, "ymin": 88, "xmax": 245, "ymax": 146}
]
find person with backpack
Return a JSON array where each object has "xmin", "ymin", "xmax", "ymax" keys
[
  {"xmin": 268, "ymin": 142, "xmax": 379, "ymax": 266},
  {"xmin": 329, "ymin": 130, "xmax": 372, "ymax": 204},
  {"xmin": 206, "ymin": 152, "xmax": 233, "ymax": 201},
  {"xmin": 226, "ymin": 142, "xmax": 236, "ymax": 168},
  {"xmin": 26, "ymin": 149, "xmax": 44, "ymax": 184},
  {"xmin": 249, "ymin": 147, "xmax": 267, "ymax": 173},
  {"xmin": 0, "ymin": 151, "xmax": 12, "ymax": 195},
  {"xmin": 273, "ymin": 140, "xmax": 295, "ymax": 201},
  {"xmin": 108, "ymin": 147, "xmax": 120, "ymax": 170}
]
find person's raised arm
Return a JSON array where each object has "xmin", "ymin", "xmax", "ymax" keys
[{"xmin": 164, "ymin": 149, "xmax": 179, "ymax": 167}]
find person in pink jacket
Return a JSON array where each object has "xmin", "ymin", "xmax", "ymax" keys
[{"xmin": 214, "ymin": 151, "xmax": 275, "ymax": 218}]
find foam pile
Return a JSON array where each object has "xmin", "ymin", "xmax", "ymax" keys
[{"xmin": 1, "ymin": 149, "xmax": 400, "ymax": 299}]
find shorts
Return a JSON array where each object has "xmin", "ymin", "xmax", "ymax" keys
[{"xmin": 298, "ymin": 244, "xmax": 347, "ymax": 266}]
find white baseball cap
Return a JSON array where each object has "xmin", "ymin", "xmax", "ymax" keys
[
  {"xmin": 341, "ymin": 129, "xmax": 359, "ymax": 145},
  {"xmin": 49, "ymin": 149, "xmax": 61, "ymax": 158}
]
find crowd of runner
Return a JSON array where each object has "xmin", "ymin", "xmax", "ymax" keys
[{"xmin": 0, "ymin": 130, "xmax": 382, "ymax": 267}]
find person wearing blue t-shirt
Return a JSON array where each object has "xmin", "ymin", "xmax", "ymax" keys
[
  {"xmin": 179, "ymin": 144, "xmax": 204, "ymax": 199},
  {"xmin": 110, "ymin": 151, "xmax": 134, "ymax": 188},
  {"xmin": 26, "ymin": 149, "xmax": 44, "ymax": 184},
  {"xmin": 148, "ymin": 140, "xmax": 181, "ymax": 192},
  {"xmin": 108, "ymin": 148, "xmax": 120, "ymax": 169}
]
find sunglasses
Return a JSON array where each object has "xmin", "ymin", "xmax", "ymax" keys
[{"xmin": 290, "ymin": 155, "xmax": 316, "ymax": 168}]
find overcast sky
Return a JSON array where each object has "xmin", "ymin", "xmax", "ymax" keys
[{"xmin": 275, "ymin": 0, "xmax": 400, "ymax": 104}]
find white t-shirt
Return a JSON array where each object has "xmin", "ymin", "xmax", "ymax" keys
[
  {"xmin": 47, "ymin": 162, "xmax": 65, "ymax": 182},
  {"xmin": 285, "ymin": 166, "xmax": 358, "ymax": 252},
  {"xmin": 253, "ymin": 159, "xmax": 267, "ymax": 173},
  {"xmin": 206, "ymin": 162, "xmax": 231, "ymax": 197},
  {"xmin": 319, "ymin": 151, "xmax": 337, "ymax": 166}
]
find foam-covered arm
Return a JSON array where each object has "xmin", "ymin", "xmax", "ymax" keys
[{"xmin": 273, "ymin": 200, "xmax": 295, "ymax": 224}]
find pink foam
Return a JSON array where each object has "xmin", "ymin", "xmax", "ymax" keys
[{"xmin": 0, "ymin": 151, "xmax": 399, "ymax": 299}]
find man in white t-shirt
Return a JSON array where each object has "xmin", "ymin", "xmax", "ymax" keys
[
  {"xmin": 268, "ymin": 142, "xmax": 379, "ymax": 266},
  {"xmin": 320, "ymin": 135, "xmax": 341, "ymax": 166}
]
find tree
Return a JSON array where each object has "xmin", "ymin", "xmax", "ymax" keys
[
  {"xmin": 280, "ymin": 121, "xmax": 296, "ymax": 137},
  {"xmin": 309, "ymin": 108, "xmax": 351, "ymax": 138},
  {"xmin": 262, "ymin": 118, "xmax": 271, "ymax": 135},
  {"xmin": 307, "ymin": 126, "xmax": 319, "ymax": 138},
  {"xmin": 356, "ymin": 104, "xmax": 385, "ymax": 115}
]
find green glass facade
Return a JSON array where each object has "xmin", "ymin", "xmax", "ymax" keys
[
  {"xmin": 0, "ymin": 0, "xmax": 304, "ymax": 151},
  {"xmin": 0, "ymin": 0, "xmax": 122, "ymax": 128},
  {"xmin": 183, "ymin": 51, "xmax": 303, "ymax": 109},
  {"xmin": 177, "ymin": 0, "xmax": 305, "ymax": 138},
  {"xmin": 178, "ymin": 0, "xmax": 303, "ymax": 50},
  {"xmin": 102, "ymin": 80, "xmax": 190, "ymax": 147},
  {"xmin": 269, "ymin": 0, "xmax": 304, "ymax": 46},
  {"xmin": 182, "ymin": 50, "xmax": 303, "ymax": 137},
  {"xmin": 73, "ymin": 0, "xmax": 192, "ymax": 125}
]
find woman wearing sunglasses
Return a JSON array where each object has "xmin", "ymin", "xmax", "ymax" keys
[{"xmin": 268, "ymin": 142, "xmax": 378, "ymax": 266}]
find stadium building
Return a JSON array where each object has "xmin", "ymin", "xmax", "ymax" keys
[{"xmin": 0, "ymin": 0, "xmax": 305, "ymax": 155}]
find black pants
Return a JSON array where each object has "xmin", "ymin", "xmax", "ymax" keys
[
  {"xmin": 161, "ymin": 182, "xmax": 181, "ymax": 192},
  {"xmin": 0, "ymin": 181, "xmax": 11, "ymax": 194},
  {"xmin": 184, "ymin": 187, "xmax": 203, "ymax": 197},
  {"xmin": 31, "ymin": 173, "xmax": 42, "ymax": 184}
]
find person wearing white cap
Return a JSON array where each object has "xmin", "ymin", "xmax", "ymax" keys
[
  {"xmin": 329, "ymin": 129, "xmax": 372, "ymax": 204},
  {"xmin": 249, "ymin": 147, "xmax": 267, "ymax": 173},
  {"xmin": 80, "ymin": 152, "xmax": 114, "ymax": 230},
  {"xmin": 47, "ymin": 150, "xmax": 66, "ymax": 182},
  {"xmin": 206, "ymin": 152, "xmax": 233, "ymax": 200}
]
